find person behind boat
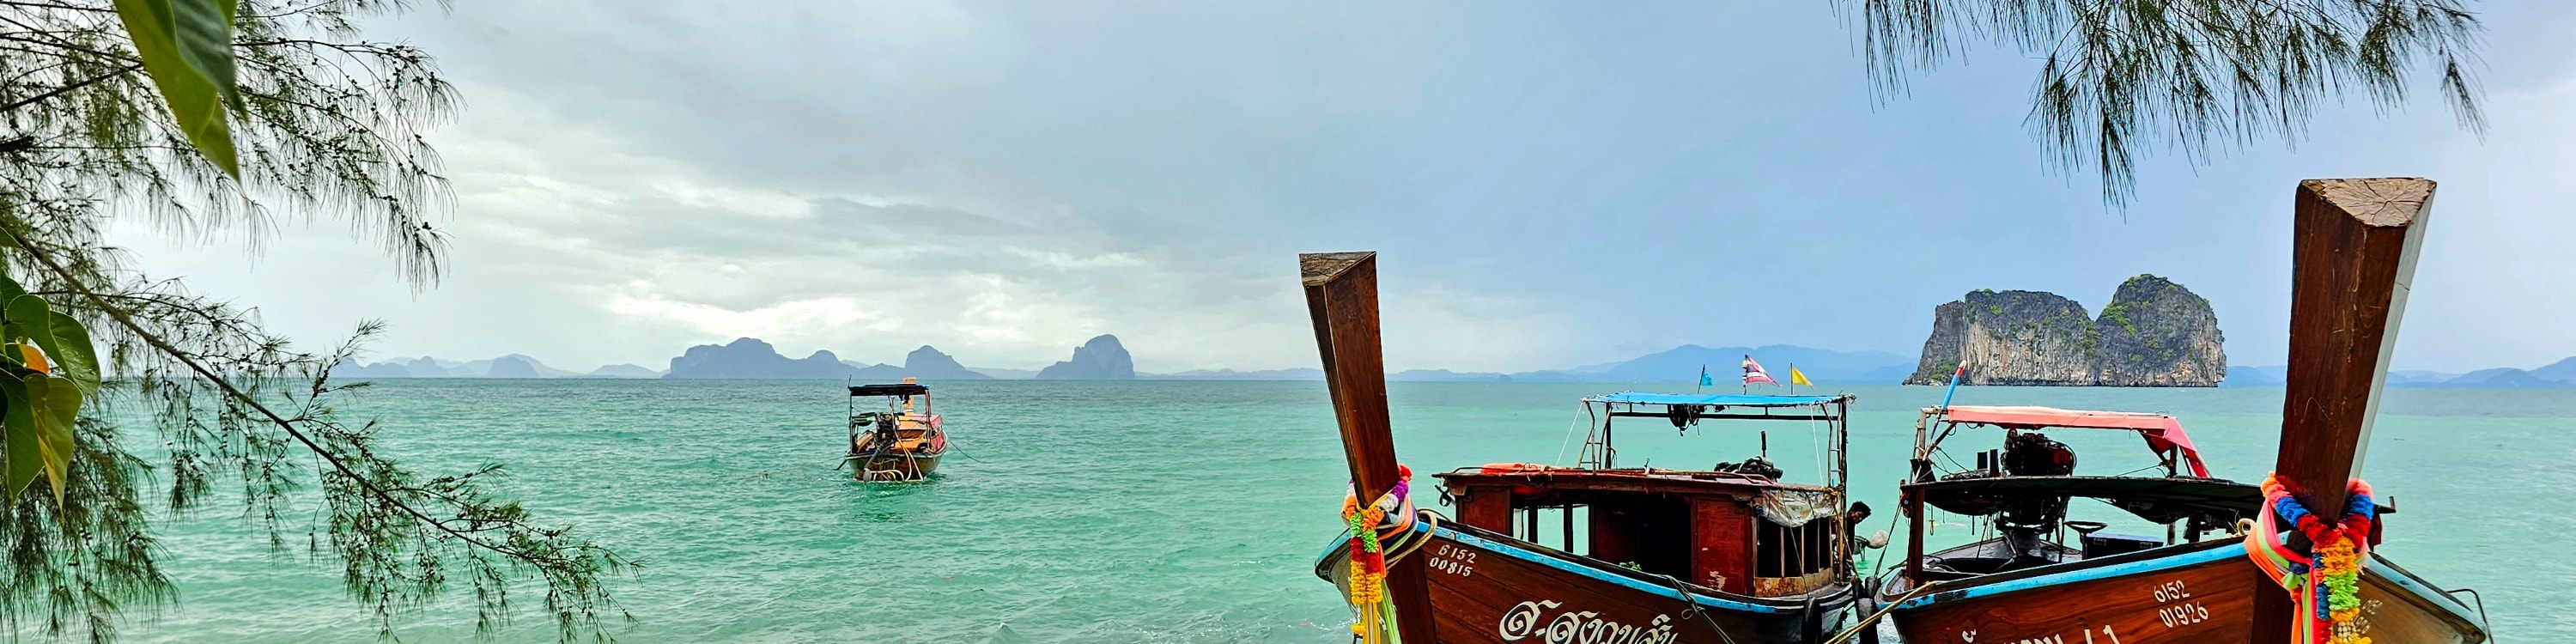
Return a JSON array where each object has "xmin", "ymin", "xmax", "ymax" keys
[{"xmin": 1841, "ymin": 501, "xmax": 1888, "ymax": 574}]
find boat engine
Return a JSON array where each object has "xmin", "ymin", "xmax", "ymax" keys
[
  {"xmin": 1995, "ymin": 432, "xmax": 2077, "ymax": 568},
  {"xmin": 850, "ymin": 411, "xmax": 900, "ymax": 455},
  {"xmin": 871, "ymin": 414, "xmax": 898, "ymax": 454},
  {"xmin": 2002, "ymin": 432, "xmax": 2076, "ymax": 477}
]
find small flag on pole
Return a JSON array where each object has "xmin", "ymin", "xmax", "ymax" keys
[
  {"xmin": 1741, "ymin": 355, "xmax": 1777, "ymax": 386},
  {"xmin": 1699, "ymin": 367, "xmax": 1713, "ymax": 387},
  {"xmin": 1789, "ymin": 365, "xmax": 1813, "ymax": 387}
]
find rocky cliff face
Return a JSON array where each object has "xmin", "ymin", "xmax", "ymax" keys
[
  {"xmin": 2089, "ymin": 275, "xmax": 2227, "ymax": 386},
  {"xmin": 1905, "ymin": 275, "xmax": 2226, "ymax": 386},
  {"xmin": 902, "ymin": 345, "xmax": 993, "ymax": 380},
  {"xmin": 1905, "ymin": 290, "xmax": 2099, "ymax": 386},
  {"xmin": 1036, "ymin": 335, "xmax": 1136, "ymax": 380}
]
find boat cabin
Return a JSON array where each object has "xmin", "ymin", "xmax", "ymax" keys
[
  {"xmin": 848, "ymin": 380, "xmax": 939, "ymax": 452},
  {"xmin": 1436, "ymin": 392, "xmax": 1858, "ymax": 599},
  {"xmin": 1893, "ymin": 405, "xmax": 2262, "ymax": 586}
]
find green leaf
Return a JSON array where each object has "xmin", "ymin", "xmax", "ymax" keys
[
  {"xmin": 39, "ymin": 312, "xmax": 100, "ymax": 398},
  {"xmin": 4, "ymin": 295, "xmax": 52, "ymax": 346},
  {"xmin": 0, "ymin": 264, "xmax": 26, "ymax": 304},
  {"xmin": 21, "ymin": 376, "xmax": 75, "ymax": 504},
  {"xmin": 111, "ymin": 0, "xmax": 241, "ymax": 179},
  {"xmin": 0, "ymin": 374, "xmax": 36, "ymax": 501}
]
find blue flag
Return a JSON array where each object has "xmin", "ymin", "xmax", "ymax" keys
[{"xmin": 1699, "ymin": 370, "xmax": 1714, "ymax": 387}]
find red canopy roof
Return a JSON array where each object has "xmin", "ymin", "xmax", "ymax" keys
[{"xmin": 1937, "ymin": 405, "xmax": 2209, "ymax": 477}]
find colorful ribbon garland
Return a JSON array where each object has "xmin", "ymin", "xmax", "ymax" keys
[
  {"xmin": 1341, "ymin": 465, "xmax": 1412, "ymax": 644},
  {"xmin": 2243, "ymin": 474, "xmax": 2377, "ymax": 644}
]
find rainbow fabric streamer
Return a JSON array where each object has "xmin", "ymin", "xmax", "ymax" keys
[
  {"xmin": 1341, "ymin": 465, "xmax": 1412, "ymax": 644},
  {"xmin": 2244, "ymin": 474, "xmax": 2378, "ymax": 644}
]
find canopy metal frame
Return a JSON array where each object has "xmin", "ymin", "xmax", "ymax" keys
[{"xmin": 1574, "ymin": 392, "xmax": 1855, "ymax": 495}]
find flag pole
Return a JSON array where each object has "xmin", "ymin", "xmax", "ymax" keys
[
  {"xmin": 1935, "ymin": 363, "xmax": 1966, "ymax": 420},
  {"xmin": 1789, "ymin": 363, "xmax": 1797, "ymax": 395},
  {"xmin": 1697, "ymin": 364, "xmax": 1706, "ymax": 394}
]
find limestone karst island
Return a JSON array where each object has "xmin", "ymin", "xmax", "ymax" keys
[{"xmin": 1905, "ymin": 275, "xmax": 2227, "ymax": 386}]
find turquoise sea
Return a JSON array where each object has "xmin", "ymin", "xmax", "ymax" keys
[{"xmin": 124, "ymin": 380, "xmax": 2568, "ymax": 642}]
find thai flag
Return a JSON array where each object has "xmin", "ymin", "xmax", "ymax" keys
[{"xmin": 1742, "ymin": 355, "xmax": 1777, "ymax": 386}]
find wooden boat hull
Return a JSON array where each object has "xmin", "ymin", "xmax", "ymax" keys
[
  {"xmin": 850, "ymin": 451, "xmax": 941, "ymax": 482},
  {"xmin": 1320, "ymin": 520, "xmax": 1855, "ymax": 643},
  {"xmin": 1879, "ymin": 541, "xmax": 2486, "ymax": 643}
]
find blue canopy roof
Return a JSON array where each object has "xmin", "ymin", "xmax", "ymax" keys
[{"xmin": 1583, "ymin": 392, "xmax": 1848, "ymax": 408}]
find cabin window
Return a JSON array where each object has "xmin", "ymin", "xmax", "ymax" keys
[
  {"xmin": 1754, "ymin": 518, "xmax": 1837, "ymax": 579},
  {"xmin": 1516, "ymin": 504, "xmax": 1589, "ymax": 554}
]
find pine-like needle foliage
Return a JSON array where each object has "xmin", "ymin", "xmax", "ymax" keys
[
  {"xmin": 1845, "ymin": 0, "xmax": 2488, "ymax": 205},
  {"xmin": 0, "ymin": 1, "xmax": 628, "ymax": 641}
]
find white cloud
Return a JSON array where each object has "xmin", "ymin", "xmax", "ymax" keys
[{"xmin": 100, "ymin": 1, "xmax": 2576, "ymax": 375}]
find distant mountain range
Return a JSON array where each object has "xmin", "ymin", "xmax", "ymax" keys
[
  {"xmin": 335, "ymin": 337, "xmax": 2576, "ymax": 390},
  {"xmin": 329, "ymin": 339, "xmax": 1911, "ymax": 384},
  {"xmin": 336, "ymin": 355, "xmax": 661, "ymax": 379},
  {"xmin": 659, "ymin": 336, "xmax": 1132, "ymax": 380},
  {"xmin": 1133, "ymin": 344, "xmax": 1912, "ymax": 383},
  {"xmin": 2226, "ymin": 357, "xmax": 2576, "ymax": 389}
]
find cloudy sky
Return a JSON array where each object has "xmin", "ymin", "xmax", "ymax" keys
[{"xmin": 116, "ymin": 2, "xmax": 2576, "ymax": 374}]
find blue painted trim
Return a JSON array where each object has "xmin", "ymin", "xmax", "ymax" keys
[
  {"xmin": 1309, "ymin": 520, "xmax": 1801, "ymax": 616},
  {"xmin": 1310, "ymin": 518, "xmax": 1436, "ymax": 576},
  {"xmin": 1309, "ymin": 518, "xmax": 1432, "ymax": 574},
  {"xmin": 1311, "ymin": 528, "xmax": 1359, "ymax": 568},
  {"xmin": 1893, "ymin": 543, "xmax": 2247, "ymax": 610},
  {"xmin": 1434, "ymin": 527, "xmax": 1790, "ymax": 615}
]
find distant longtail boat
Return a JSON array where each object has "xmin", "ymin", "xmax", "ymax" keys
[{"xmin": 843, "ymin": 378, "xmax": 945, "ymax": 482}]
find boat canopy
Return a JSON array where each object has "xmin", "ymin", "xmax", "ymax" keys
[
  {"xmin": 1935, "ymin": 405, "xmax": 2209, "ymax": 477},
  {"xmin": 1756, "ymin": 489, "xmax": 1843, "ymax": 526},
  {"xmin": 1906, "ymin": 475, "xmax": 2258, "ymax": 526},
  {"xmin": 849, "ymin": 383, "xmax": 929, "ymax": 397},
  {"xmin": 1586, "ymin": 392, "xmax": 1850, "ymax": 408}
]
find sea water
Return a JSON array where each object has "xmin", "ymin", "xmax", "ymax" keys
[{"xmin": 120, "ymin": 380, "xmax": 2569, "ymax": 642}]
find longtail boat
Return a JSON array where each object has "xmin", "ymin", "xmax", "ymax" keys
[
  {"xmin": 1866, "ymin": 406, "xmax": 2487, "ymax": 643},
  {"xmin": 1298, "ymin": 252, "xmax": 1868, "ymax": 644},
  {"xmin": 1859, "ymin": 179, "xmax": 2489, "ymax": 644},
  {"xmin": 843, "ymin": 378, "xmax": 945, "ymax": 482}
]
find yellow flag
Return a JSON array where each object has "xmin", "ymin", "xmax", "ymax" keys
[{"xmin": 1789, "ymin": 366, "xmax": 1813, "ymax": 386}]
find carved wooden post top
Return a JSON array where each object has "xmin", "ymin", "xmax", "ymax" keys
[
  {"xmin": 1301, "ymin": 252, "xmax": 1376, "ymax": 286},
  {"xmin": 2298, "ymin": 178, "xmax": 2433, "ymax": 227}
]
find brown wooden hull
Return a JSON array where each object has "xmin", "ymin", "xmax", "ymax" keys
[
  {"xmin": 1880, "ymin": 541, "xmax": 2485, "ymax": 644},
  {"xmin": 1321, "ymin": 521, "xmax": 1855, "ymax": 643},
  {"xmin": 850, "ymin": 451, "xmax": 941, "ymax": 482}
]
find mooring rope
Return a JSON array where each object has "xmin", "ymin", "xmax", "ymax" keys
[
  {"xmin": 1649, "ymin": 573, "xmax": 1740, "ymax": 644},
  {"xmin": 1819, "ymin": 580, "xmax": 1951, "ymax": 644},
  {"xmin": 1382, "ymin": 510, "xmax": 1441, "ymax": 564}
]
